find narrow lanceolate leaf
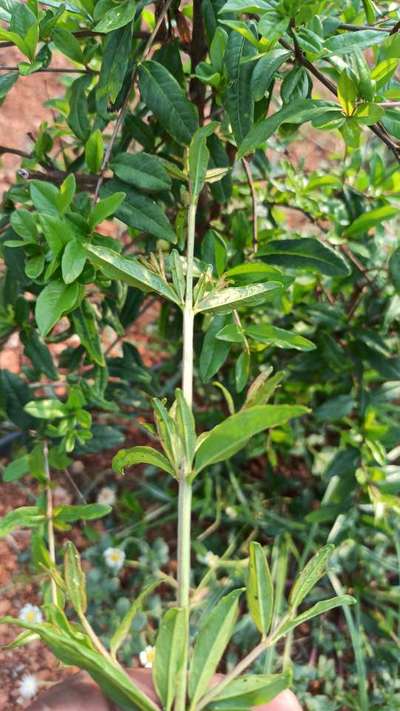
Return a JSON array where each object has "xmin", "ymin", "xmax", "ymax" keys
[
  {"xmin": 196, "ymin": 282, "xmax": 282, "ymax": 314},
  {"xmin": 195, "ymin": 405, "xmax": 308, "ymax": 474},
  {"xmin": 289, "ymin": 544, "xmax": 335, "ymax": 610},
  {"xmin": 224, "ymin": 30, "xmax": 256, "ymax": 144},
  {"xmin": 247, "ymin": 542, "xmax": 274, "ymax": 636},
  {"xmin": 237, "ymin": 99, "xmax": 332, "ymax": 158},
  {"xmin": 110, "ymin": 580, "xmax": 160, "ymax": 658},
  {"xmin": 189, "ymin": 123, "xmax": 218, "ymax": 198},
  {"xmin": 278, "ymin": 595, "xmax": 356, "ymax": 638},
  {"xmin": 260, "ymin": 238, "xmax": 351, "ymax": 277},
  {"xmin": 85, "ymin": 245, "xmax": 180, "ymax": 305},
  {"xmin": 138, "ymin": 60, "xmax": 199, "ymax": 145},
  {"xmin": 71, "ymin": 301, "xmax": 105, "ymax": 367},
  {"xmin": 64, "ymin": 541, "xmax": 87, "ymax": 614},
  {"xmin": 245, "ymin": 324, "xmax": 315, "ymax": 351},
  {"xmin": 189, "ymin": 589, "xmax": 243, "ymax": 706},
  {"xmin": 344, "ymin": 205, "xmax": 398, "ymax": 238},
  {"xmin": 153, "ymin": 608, "xmax": 186, "ymax": 711},
  {"xmin": 0, "ymin": 507, "xmax": 45, "ymax": 537},
  {"xmin": 112, "ymin": 445, "xmax": 176, "ymax": 477},
  {"xmin": 207, "ymin": 671, "xmax": 291, "ymax": 710}
]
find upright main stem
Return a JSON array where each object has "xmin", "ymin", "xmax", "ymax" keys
[{"xmin": 175, "ymin": 199, "xmax": 197, "ymax": 711}]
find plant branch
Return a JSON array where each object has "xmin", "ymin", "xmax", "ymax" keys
[
  {"xmin": 0, "ymin": 145, "xmax": 31, "ymax": 158},
  {"xmin": 0, "ymin": 65, "xmax": 97, "ymax": 74},
  {"xmin": 242, "ymin": 157, "xmax": 258, "ymax": 253},
  {"xmin": 278, "ymin": 37, "xmax": 400, "ymax": 161},
  {"xmin": 93, "ymin": 0, "xmax": 174, "ymax": 202}
]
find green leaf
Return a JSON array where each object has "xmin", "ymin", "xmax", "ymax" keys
[
  {"xmin": 325, "ymin": 30, "xmax": 387, "ymax": 55},
  {"xmin": 35, "ymin": 281, "xmax": 80, "ymax": 337},
  {"xmin": 138, "ymin": 60, "xmax": 199, "ymax": 146},
  {"xmin": 245, "ymin": 324, "xmax": 315, "ymax": 351},
  {"xmin": 59, "ymin": 174, "xmax": 76, "ymax": 214},
  {"xmin": 89, "ymin": 192, "xmax": 126, "ymax": 229},
  {"xmin": 0, "ymin": 72, "xmax": 18, "ymax": 104},
  {"xmin": 3, "ymin": 454, "xmax": 29, "ymax": 482},
  {"xmin": 389, "ymin": 248, "xmax": 400, "ymax": 292},
  {"xmin": 196, "ymin": 282, "xmax": 282, "ymax": 314},
  {"xmin": 153, "ymin": 608, "xmax": 186, "ymax": 711},
  {"xmin": 251, "ymin": 49, "xmax": 290, "ymax": 101},
  {"xmin": 62, "ymin": 240, "xmax": 87, "ymax": 284},
  {"xmin": 96, "ymin": 25, "xmax": 132, "ymax": 108},
  {"xmin": 260, "ymin": 238, "xmax": 351, "ymax": 276},
  {"xmin": 199, "ymin": 315, "xmax": 231, "ymax": 382},
  {"xmin": 207, "ymin": 672, "xmax": 291, "ymax": 710},
  {"xmin": 112, "ymin": 153, "xmax": 172, "ymax": 192},
  {"xmin": 278, "ymin": 595, "xmax": 356, "ymax": 637},
  {"xmin": 112, "ymin": 445, "xmax": 176, "ymax": 477},
  {"xmin": 289, "ymin": 544, "xmax": 335, "ymax": 610},
  {"xmin": 110, "ymin": 580, "xmax": 160, "ymax": 658},
  {"xmin": 189, "ymin": 589, "xmax": 243, "ymax": 706},
  {"xmin": 238, "ymin": 99, "xmax": 332, "ymax": 158},
  {"xmin": 337, "ymin": 71, "xmax": 357, "ymax": 115},
  {"xmin": 30, "ymin": 180, "xmax": 60, "ymax": 214},
  {"xmin": 345, "ymin": 205, "xmax": 398, "ymax": 237},
  {"xmin": 71, "ymin": 301, "xmax": 105, "ymax": 367},
  {"xmin": 64, "ymin": 541, "xmax": 87, "ymax": 614},
  {"xmin": 94, "ymin": 0, "xmax": 136, "ymax": 32},
  {"xmin": 224, "ymin": 30, "xmax": 256, "ymax": 144},
  {"xmin": 189, "ymin": 123, "xmax": 218, "ymax": 198},
  {"xmin": 21, "ymin": 329, "xmax": 58, "ymax": 379},
  {"xmin": 53, "ymin": 28, "xmax": 85, "ymax": 64},
  {"xmin": 85, "ymin": 129, "xmax": 104, "ymax": 174},
  {"xmin": 24, "ymin": 398, "xmax": 66, "ymax": 419},
  {"xmin": 86, "ymin": 244, "xmax": 180, "ymax": 304},
  {"xmin": 101, "ymin": 180, "xmax": 176, "ymax": 243},
  {"xmin": 1, "ymin": 618, "xmax": 159, "ymax": 711},
  {"xmin": 195, "ymin": 405, "xmax": 308, "ymax": 474},
  {"xmin": 247, "ymin": 542, "xmax": 274, "ymax": 635},
  {"xmin": 55, "ymin": 504, "xmax": 111, "ymax": 523},
  {"xmin": 0, "ymin": 506, "xmax": 45, "ymax": 537},
  {"xmin": 68, "ymin": 75, "xmax": 91, "ymax": 141}
]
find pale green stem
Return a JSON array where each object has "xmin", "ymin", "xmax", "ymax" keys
[
  {"xmin": 175, "ymin": 199, "xmax": 197, "ymax": 711},
  {"xmin": 44, "ymin": 440, "xmax": 57, "ymax": 606}
]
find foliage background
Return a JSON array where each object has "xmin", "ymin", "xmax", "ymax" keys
[{"xmin": 1, "ymin": 0, "xmax": 400, "ymax": 708}]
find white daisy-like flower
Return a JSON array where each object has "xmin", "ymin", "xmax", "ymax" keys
[
  {"xmin": 18, "ymin": 674, "xmax": 39, "ymax": 700},
  {"xmin": 204, "ymin": 551, "xmax": 219, "ymax": 569},
  {"xmin": 97, "ymin": 486, "xmax": 116, "ymax": 506},
  {"xmin": 103, "ymin": 546, "xmax": 125, "ymax": 571},
  {"xmin": 139, "ymin": 645, "xmax": 155, "ymax": 668},
  {"xmin": 19, "ymin": 603, "xmax": 43, "ymax": 625},
  {"xmin": 225, "ymin": 506, "xmax": 238, "ymax": 520}
]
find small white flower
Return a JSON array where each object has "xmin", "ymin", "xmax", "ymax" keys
[
  {"xmin": 103, "ymin": 546, "xmax": 125, "ymax": 571},
  {"xmin": 225, "ymin": 506, "xmax": 237, "ymax": 520},
  {"xmin": 139, "ymin": 645, "xmax": 155, "ymax": 668},
  {"xmin": 204, "ymin": 551, "xmax": 219, "ymax": 569},
  {"xmin": 97, "ymin": 486, "xmax": 116, "ymax": 506},
  {"xmin": 19, "ymin": 604, "xmax": 43, "ymax": 625},
  {"xmin": 18, "ymin": 674, "xmax": 39, "ymax": 700}
]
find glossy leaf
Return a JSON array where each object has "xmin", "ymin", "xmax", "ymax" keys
[
  {"xmin": 260, "ymin": 238, "xmax": 351, "ymax": 276},
  {"xmin": 289, "ymin": 544, "xmax": 335, "ymax": 610},
  {"xmin": 245, "ymin": 324, "xmax": 315, "ymax": 351},
  {"xmin": 112, "ymin": 445, "xmax": 176, "ymax": 477},
  {"xmin": 207, "ymin": 671, "xmax": 291, "ymax": 710},
  {"xmin": 195, "ymin": 405, "xmax": 308, "ymax": 474},
  {"xmin": 62, "ymin": 240, "xmax": 87, "ymax": 284},
  {"xmin": 138, "ymin": 60, "xmax": 199, "ymax": 145},
  {"xmin": 189, "ymin": 589, "xmax": 243, "ymax": 706},
  {"xmin": 86, "ymin": 245, "xmax": 180, "ymax": 304},
  {"xmin": 247, "ymin": 542, "xmax": 274, "ymax": 635},
  {"xmin": 35, "ymin": 281, "xmax": 81, "ymax": 337},
  {"xmin": 196, "ymin": 282, "xmax": 282, "ymax": 314},
  {"xmin": 111, "ymin": 153, "xmax": 171, "ymax": 192}
]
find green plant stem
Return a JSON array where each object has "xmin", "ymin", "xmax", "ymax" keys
[
  {"xmin": 175, "ymin": 199, "xmax": 197, "ymax": 711},
  {"xmin": 44, "ymin": 440, "xmax": 57, "ymax": 606}
]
